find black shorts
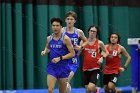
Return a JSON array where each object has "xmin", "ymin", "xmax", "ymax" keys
[
  {"xmin": 103, "ymin": 74, "xmax": 118, "ymax": 85},
  {"xmin": 84, "ymin": 69, "xmax": 100, "ymax": 85}
]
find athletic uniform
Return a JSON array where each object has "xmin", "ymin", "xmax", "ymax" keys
[
  {"xmin": 63, "ymin": 27, "xmax": 80, "ymax": 73},
  {"xmin": 103, "ymin": 44, "xmax": 121, "ymax": 85},
  {"xmin": 47, "ymin": 33, "xmax": 70, "ymax": 78},
  {"xmin": 83, "ymin": 39, "xmax": 101, "ymax": 85}
]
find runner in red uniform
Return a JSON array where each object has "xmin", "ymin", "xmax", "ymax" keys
[
  {"xmin": 81, "ymin": 25, "xmax": 108, "ymax": 93},
  {"xmin": 103, "ymin": 33, "xmax": 131, "ymax": 93}
]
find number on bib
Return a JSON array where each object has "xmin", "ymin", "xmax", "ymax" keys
[
  {"xmin": 72, "ymin": 58, "xmax": 77, "ymax": 64},
  {"xmin": 112, "ymin": 50, "xmax": 117, "ymax": 56},
  {"xmin": 92, "ymin": 51, "xmax": 96, "ymax": 58},
  {"xmin": 112, "ymin": 77, "xmax": 117, "ymax": 83}
]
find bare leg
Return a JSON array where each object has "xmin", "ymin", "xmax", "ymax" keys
[
  {"xmin": 108, "ymin": 82, "xmax": 116, "ymax": 93},
  {"xmin": 47, "ymin": 75, "xmax": 57, "ymax": 93},
  {"xmin": 58, "ymin": 78, "xmax": 67, "ymax": 93},
  {"xmin": 67, "ymin": 71, "xmax": 74, "ymax": 83},
  {"xmin": 86, "ymin": 82, "xmax": 97, "ymax": 93},
  {"xmin": 66, "ymin": 71, "xmax": 74, "ymax": 93}
]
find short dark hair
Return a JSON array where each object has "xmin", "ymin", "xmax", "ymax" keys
[
  {"xmin": 51, "ymin": 17, "xmax": 63, "ymax": 26},
  {"xmin": 87, "ymin": 25, "xmax": 100, "ymax": 34},
  {"xmin": 108, "ymin": 33, "xmax": 121, "ymax": 44}
]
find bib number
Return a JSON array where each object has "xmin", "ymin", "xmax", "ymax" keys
[
  {"xmin": 112, "ymin": 77, "xmax": 117, "ymax": 83},
  {"xmin": 72, "ymin": 58, "xmax": 77, "ymax": 64},
  {"xmin": 92, "ymin": 51, "xmax": 96, "ymax": 58},
  {"xmin": 112, "ymin": 50, "xmax": 117, "ymax": 56},
  {"xmin": 97, "ymin": 74, "xmax": 100, "ymax": 79}
]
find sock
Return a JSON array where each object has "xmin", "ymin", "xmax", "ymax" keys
[{"xmin": 66, "ymin": 82, "xmax": 71, "ymax": 93}]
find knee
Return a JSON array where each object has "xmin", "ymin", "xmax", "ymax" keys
[
  {"xmin": 107, "ymin": 85, "xmax": 116, "ymax": 93},
  {"xmin": 108, "ymin": 82, "xmax": 115, "ymax": 89},
  {"xmin": 104, "ymin": 83, "xmax": 116, "ymax": 93},
  {"xmin": 87, "ymin": 84, "xmax": 96, "ymax": 92}
]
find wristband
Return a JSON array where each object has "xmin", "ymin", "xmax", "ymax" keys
[
  {"xmin": 60, "ymin": 56, "xmax": 63, "ymax": 60},
  {"xmin": 123, "ymin": 66, "xmax": 127, "ymax": 70}
]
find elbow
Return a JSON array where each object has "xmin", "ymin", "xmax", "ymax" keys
[
  {"xmin": 70, "ymin": 50, "xmax": 75, "ymax": 58},
  {"xmin": 72, "ymin": 51, "xmax": 75, "ymax": 57},
  {"xmin": 129, "ymin": 56, "xmax": 131, "ymax": 61},
  {"xmin": 127, "ymin": 56, "xmax": 131, "ymax": 63}
]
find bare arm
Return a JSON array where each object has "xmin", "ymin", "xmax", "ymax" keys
[
  {"xmin": 63, "ymin": 35, "xmax": 75, "ymax": 60},
  {"xmin": 77, "ymin": 40, "xmax": 84, "ymax": 56},
  {"xmin": 41, "ymin": 36, "xmax": 50, "ymax": 56},
  {"xmin": 79, "ymin": 29, "xmax": 88, "ymax": 48},
  {"xmin": 97, "ymin": 41, "xmax": 108, "ymax": 64},
  {"xmin": 119, "ymin": 45, "xmax": 131, "ymax": 72},
  {"xmin": 121, "ymin": 46, "xmax": 131, "ymax": 68},
  {"xmin": 74, "ymin": 30, "xmax": 87, "ymax": 51},
  {"xmin": 99, "ymin": 41, "xmax": 109, "ymax": 57}
]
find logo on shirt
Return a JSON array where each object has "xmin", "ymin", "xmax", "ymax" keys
[
  {"xmin": 71, "ymin": 38, "xmax": 78, "ymax": 45},
  {"xmin": 50, "ymin": 44, "xmax": 62, "ymax": 48}
]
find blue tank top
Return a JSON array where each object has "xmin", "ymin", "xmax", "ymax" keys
[
  {"xmin": 48, "ymin": 32, "xmax": 68, "ymax": 65},
  {"xmin": 63, "ymin": 27, "xmax": 79, "ymax": 55},
  {"xmin": 63, "ymin": 27, "xmax": 80, "ymax": 66}
]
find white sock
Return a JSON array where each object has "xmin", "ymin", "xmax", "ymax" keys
[{"xmin": 66, "ymin": 82, "xmax": 71, "ymax": 93}]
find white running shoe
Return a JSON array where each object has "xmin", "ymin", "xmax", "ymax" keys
[{"xmin": 66, "ymin": 82, "xmax": 71, "ymax": 93}]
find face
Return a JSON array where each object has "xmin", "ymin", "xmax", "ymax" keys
[
  {"xmin": 89, "ymin": 27, "xmax": 97, "ymax": 38},
  {"xmin": 52, "ymin": 21, "xmax": 62, "ymax": 34},
  {"xmin": 65, "ymin": 16, "xmax": 76, "ymax": 27},
  {"xmin": 110, "ymin": 34, "xmax": 118, "ymax": 44}
]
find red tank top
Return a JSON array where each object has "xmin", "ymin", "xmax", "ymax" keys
[
  {"xmin": 83, "ymin": 39, "xmax": 101, "ymax": 71},
  {"xmin": 104, "ymin": 44, "xmax": 121, "ymax": 74}
]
